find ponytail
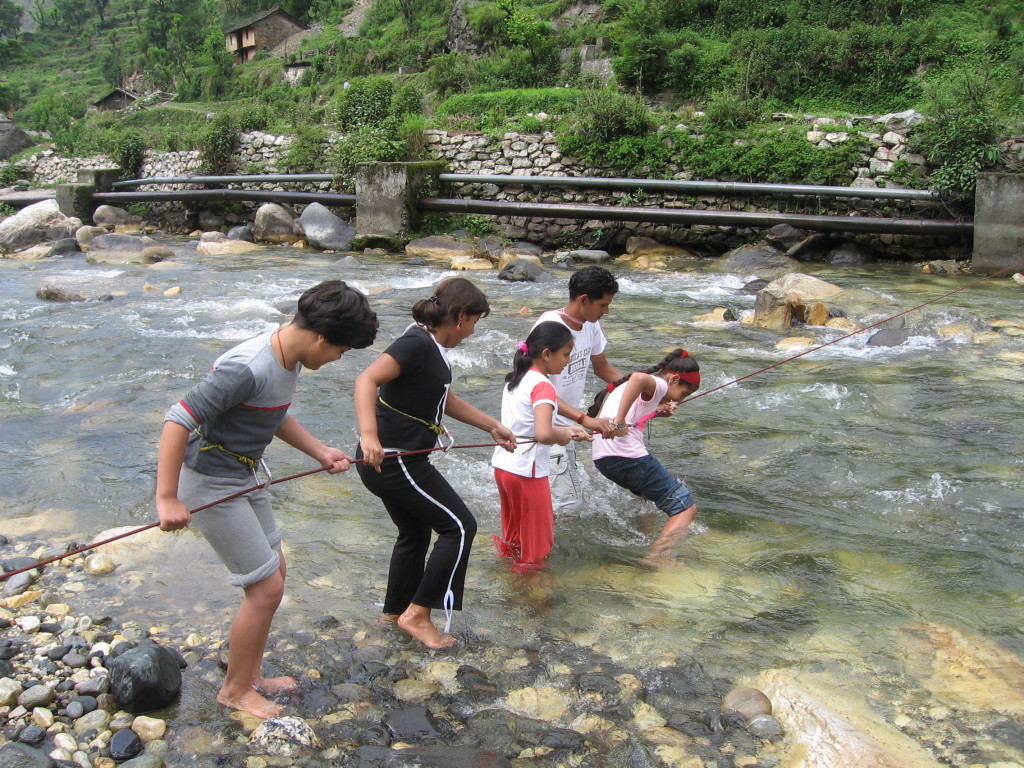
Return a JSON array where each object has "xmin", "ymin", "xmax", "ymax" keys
[
  {"xmin": 412, "ymin": 277, "xmax": 490, "ymax": 329},
  {"xmin": 506, "ymin": 322, "xmax": 572, "ymax": 391},
  {"xmin": 587, "ymin": 349, "xmax": 699, "ymax": 417}
]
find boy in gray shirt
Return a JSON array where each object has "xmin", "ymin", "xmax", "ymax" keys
[{"xmin": 156, "ymin": 280, "xmax": 378, "ymax": 719}]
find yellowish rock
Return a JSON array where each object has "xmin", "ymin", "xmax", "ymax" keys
[
  {"xmin": 936, "ymin": 322, "xmax": 973, "ymax": 339},
  {"xmin": 163, "ymin": 286, "xmax": 181, "ymax": 296},
  {"xmin": 505, "ymin": 686, "xmax": 570, "ymax": 722},
  {"xmin": 44, "ymin": 603, "xmax": 71, "ymax": 616},
  {"xmin": 693, "ymin": 308, "xmax": 736, "ymax": 323},
  {"xmin": 5, "ymin": 590, "xmax": 43, "ymax": 609},
  {"xmin": 973, "ymin": 331, "xmax": 1003, "ymax": 344},
  {"xmin": 641, "ymin": 726, "xmax": 692, "ymax": 747},
  {"xmin": 775, "ymin": 336, "xmax": 816, "ymax": 352},
  {"xmin": 896, "ymin": 622, "xmax": 1024, "ymax": 716},
  {"xmin": 230, "ymin": 710, "xmax": 264, "ymax": 733},
  {"xmin": 825, "ymin": 317, "xmax": 861, "ymax": 332},
  {"xmin": 996, "ymin": 351, "xmax": 1024, "ymax": 365},
  {"xmin": 632, "ymin": 700, "xmax": 667, "ymax": 730},
  {"xmin": 131, "ymin": 715, "xmax": 167, "ymax": 740},
  {"xmin": 393, "ymin": 678, "xmax": 440, "ymax": 702},
  {"xmin": 450, "ymin": 255, "xmax": 494, "ymax": 270},
  {"xmin": 758, "ymin": 668, "xmax": 943, "ymax": 768},
  {"xmin": 654, "ymin": 745, "xmax": 704, "ymax": 767}
]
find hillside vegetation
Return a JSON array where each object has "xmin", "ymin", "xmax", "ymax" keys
[{"xmin": 0, "ymin": 0, "xmax": 1021, "ymax": 197}]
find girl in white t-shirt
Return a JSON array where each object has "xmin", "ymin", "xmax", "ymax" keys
[
  {"xmin": 588, "ymin": 349, "xmax": 701, "ymax": 567},
  {"xmin": 492, "ymin": 322, "xmax": 591, "ymax": 571}
]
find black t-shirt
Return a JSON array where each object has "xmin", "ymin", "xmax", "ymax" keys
[{"xmin": 376, "ymin": 325, "xmax": 452, "ymax": 451}]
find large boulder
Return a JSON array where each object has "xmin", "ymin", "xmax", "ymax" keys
[
  {"xmin": 299, "ymin": 202, "xmax": 356, "ymax": 251},
  {"xmin": 108, "ymin": 644, "xmax": 182, "ymax": 714},
  {"xmin": 625, "ymin": 236, "xmax": 698, "ymax": 259},
  {"xmin": 252, "ymin": 203, "xmax": 301, "ymax": 244},
  {"xmin": 0, "ymin": 116, "xmax": 35, "ymax": 161},
  {"xmin": 86, "ymin": 233, "xmax": 171, "ymax": 265},
  {"xmin": 0, "ymin": 741, "xmax": 55, "ymax": 767},
  {"xmin": 756, "ymin": 668, "xmax": 944, "ymax": 768},
  {"xmin": 92, "ymin": 205, "xmax": 133, "ymax": 228},
  {"xmin": 0, "ymin": 200, "xmax": 82, "ymax": 251},
  {"xmin": 712, "ymin": 244, "xmax": 797, "ymax": 275},
  {"xmin": 753, "ymin": 273, "xmax": 845, "ymax": 330}
]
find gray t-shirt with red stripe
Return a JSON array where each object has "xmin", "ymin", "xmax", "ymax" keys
[{"xmin": 165, "ymin": 331, "xmax": 300, "ymax": 478}]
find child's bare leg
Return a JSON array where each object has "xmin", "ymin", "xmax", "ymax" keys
[
  {"xmin": 252, "ymin": 554, "xmax": 297, "ymax": 695},
  {"xmin": 397, "ymin": 603, "xmax": 455, "ymax": 649},
  {"xmin": 218, "ymin": 570, "xmax": 287, "ymax": 718},
  {"xmin": 642, "ymin": 505, "xmax": 696, "ymax": 567}
]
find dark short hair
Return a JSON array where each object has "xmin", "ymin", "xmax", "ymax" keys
[
  {"xmin": 568, "ymin": 265, "xmax": 619, "ymax": 301},
  {"xmin": 294, "ymin": 280, "xmax": 378, "ymax": 349}
]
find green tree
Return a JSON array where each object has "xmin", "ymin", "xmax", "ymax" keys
[{"xmin": 0, "ymin": 0, "xmax": 20, "ymax": 40}]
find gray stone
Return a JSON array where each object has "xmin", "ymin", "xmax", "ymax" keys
[
  {"xmin": 866, "ymin": 328, "xmax": 911, "ymax": 347},
  {"xmin": 498, "ymin": 258, "xmax": 552, "ymax": 283},
  {"xmin": 300, "ymin": 202, "xmax": 356, "ymax": 251},
  {"xmin": 0, "ymin": 741, "xmax": 53, "ymax": 767},
  {"xmin": 17, "ymin": 685, "xmax": 55, "ymax": 710},
  {"xmin": 826, "ymin": 242, "xmax": 876, "ymax": 265},
  {"xmin": 557, "ymin": 249, "xmax": 612, "ymax": 263},
  {"xmin": 252, "ymin": 203, "xmax": 300, "ymax": 244},
  {"xmin": 92, "ymin": 205, "xmax": 132, "ymax": 227},
  {"xmin": 0, "ymin": 117, "xmax": 35, "ymax": 162},
  {"xmin": 249, "ymin": 716, "xmax": 320, "ymax": 756},
  {"xmin": 36, "ymin": 275, "xmax": 117, "ymax": 303},
  {"xmin": 226, "ymin": 225, "xmax": 255, "ymax": 242},
  {"xmin": 85, "ymin": 233, "xmax": 169, "ymax": 265},
  {"xmin": 712, "ymin": 244, "xmax": 796, "ymax": 275}
]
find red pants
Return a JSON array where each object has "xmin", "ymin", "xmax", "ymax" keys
[{"xmin": 493, "ymin": 468, "xmax": 554, "ymax": 571}]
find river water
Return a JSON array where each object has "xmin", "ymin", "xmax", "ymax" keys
[{"xmin": 1, "ymin": 241, "xmax": 1023, "ymax": 762}]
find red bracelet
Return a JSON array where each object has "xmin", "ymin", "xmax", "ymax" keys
[{"xmin": 575, "ymin": 412, "xmax": 587, "ymax": 424}]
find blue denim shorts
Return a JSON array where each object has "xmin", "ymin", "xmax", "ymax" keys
[{"xmin": 594, "ymin": 455, "xmax": 695, "ymax": 517}]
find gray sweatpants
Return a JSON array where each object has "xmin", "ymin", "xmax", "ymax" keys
[{"xmin": 178, "ymin": 465, "xmax": 282, "ymax": 588}]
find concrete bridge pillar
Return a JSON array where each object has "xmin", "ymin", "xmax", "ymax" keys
[
  {"xmin": 973, "ymin": 172, "xmax": 1024, "ymax": 275},
  {"xmin": 56, "ymin": 167, "xmax": 122, "ymax": 222},
  {"xmin": 355, "ymin": 161, "xmax": 445, "ymax": 238}
]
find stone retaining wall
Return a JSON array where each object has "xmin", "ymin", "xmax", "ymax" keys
[{"xmin": 14, "ymin": 116, "xmax": 1005, "ymax": 259}]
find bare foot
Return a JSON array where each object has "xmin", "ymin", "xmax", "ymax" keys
[
  {"xmin": 217, "ymin": 688, "xmax": 284, "ymax": 719},
  {"xmin": 638, "ymin": 552, "xmax": 678, "ymax": 570},
  {"xmin": 397, "ymin": 612, "xmax": 455, "ymax": 650},
  {"xmin": 253, "ymin": 676, "xmax": 298, "ymax": 695},
  {"xmin": 374, "ymin": 614, "xmax": 399, "ymax": 627}
]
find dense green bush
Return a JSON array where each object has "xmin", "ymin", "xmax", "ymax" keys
[
  {"xmin": 670, "ymin": 125, "xmax": 866, "ymax": 184},
  {"xmin": 283, "ymin": 124, "xmax": 328, "ymax": 172},
  {"xmin": 113, "ymin": 128, "xmax": 146, "ymax": 180},
  {"xmin": 199, "ymin": 112, "xmax": 238, "ymax": 175},
  {"xmin": 558, "ymin": 89, "xmax": 667, "ymax": 173},
  {"xmin": 438, "ymin": 88, "xmax": 583, "ymax": 127},
  {"xmin": 327, "ymin": 122, "xmax": 408, "ymax": 191},
  {"xmin": 335, "ymin": 77, "xmax": 394, "ymax": 128}
]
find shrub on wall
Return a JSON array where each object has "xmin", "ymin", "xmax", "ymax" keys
[{"xmin": 199, "ymin": 112, "xmax": 239, "ymax": 175}]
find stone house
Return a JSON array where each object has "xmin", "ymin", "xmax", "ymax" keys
[{"xmin": 224, "ymin": 8, "xmax": 309, "ymax": 64}]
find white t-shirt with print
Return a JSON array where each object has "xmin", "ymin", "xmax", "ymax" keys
[{"xmin": 533, "ymin": 310, "xmax": 608, "ymax": 427}]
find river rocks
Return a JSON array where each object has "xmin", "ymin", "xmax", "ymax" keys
[
  {"xmin": 693, "ymin": 307, "xmax": 736, "ymax": 322},
  {"xmin": 249, "ymin": 716, "xmax": 320, "ymax": 755},
  {"xmin": 866, "ymin": 328, "xmax": 911, "ymax": 347},
  {"xmin": 75, "ymin": 225, "xmax": 108, "ymax": 250},
  {"xmin": 18, "ymin": 685, "xmax": 55, "ymax": 710},
  {"xmin": 450, "ymin": 254, "xmax": 494, "ymax": 270},
  {"xmin": 108, "ymin": 728, "xmax": 142, "ymax": 761},
  {"xmin": 555, "ymin": 248, "xmax": 612, "ymax": 263},
  {"xmin": 896, "ymin": 622, "xmax": 1024, "ymax": 716},
  {"xmin": 108, "ymin": 645, "xmax": 182, "ymax": 713},
  {"xmin": 252, "ymin": 203, "xmax": 301, "ymax": 244},
  {"xmin": 300, "ymin": 203, "xmax": 356, "ymax": 251},
  {"xmin": 0, "ymin": 200, "xmax": 83, "ymax": 251},
  {"xmin": 405, "ymin": 235, "xmax": 476, "ymax": 262},
  {"xmin": 722, "ymin": 686, "xmax": 772, "ymax": 718},
  {"xmin": 827, "ymin": 242, "xmax": 876, "ymax": 265},
  {"xmin": 503, "ymin": 686, "xmax": 571, "ymax": 722},
  {"xmin": 753, "ymin": 272, "xmax": 845, "ymax": 329},
  {"xmin": 498, "ymin": 258, "xmax": 551, "ymax": 283},
  {"xmin": 85, "ymin": 234, "xmax": 171, "ymax": 265},
  {"xmin": 83, "ymin": 553, "xmax": 115, "ymax": 576},
  {"xmin": 712, "ymin": 244, "xmax": 797, "ymax": 275},
  {"xmin": 195, "ymin": 231, "xmax": 263, "ymax": 255},
  {"xmin": 626, "ymin": 236, "xmax": 698, "ymax": 259},
  {"xmin": 92, "ymin": 205, "xmax": 133, "ymax": 228},
  {"xmin": 0, "ymin": 742, "xmax": 53, "ymax": 767},
  {"xmin": 757, "ymin": 668, "xmax": 944, "ymax": 768}
]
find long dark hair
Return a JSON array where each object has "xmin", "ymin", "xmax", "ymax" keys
[
  {"xmin": 587, "ymin": 349, "xmax": 699, "ymax": 417},
  {"xmin": 412, "ymin": 277, "xmax": 490, "ymax": 329},
  {"xmin": 505, "ymin": 321, "xmax": 572, "ymax": 392}
]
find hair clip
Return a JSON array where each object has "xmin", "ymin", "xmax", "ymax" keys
[
  {"xmin": 429, "ymin": 295, "xmax": 439, "ymax": 303},
  {"xmin": 517, "ymin": 341, "xmax": 529, "ymax": 354}
]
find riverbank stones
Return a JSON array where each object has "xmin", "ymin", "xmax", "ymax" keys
[{"xmin": 722, "ymin": 687, "xmax": 773, "ymax": 719}]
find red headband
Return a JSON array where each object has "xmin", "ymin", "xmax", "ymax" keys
[{"xmin": 677, "ymin": 371, "xmax": 701, "ymax": 387}]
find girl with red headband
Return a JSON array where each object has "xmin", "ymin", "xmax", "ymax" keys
[{"xmin": 587, "ymin": 349, "xmax": 701, "ymax": 567}]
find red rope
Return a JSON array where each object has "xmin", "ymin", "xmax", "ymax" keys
[{"xmin": 0, "ymin": 440, "xmax": 525, "ymax": 583}]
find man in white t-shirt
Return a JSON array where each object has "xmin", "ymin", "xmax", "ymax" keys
[{"xmin": 532, "ymin": 265, "xmax": 623, "ymax": 510}]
